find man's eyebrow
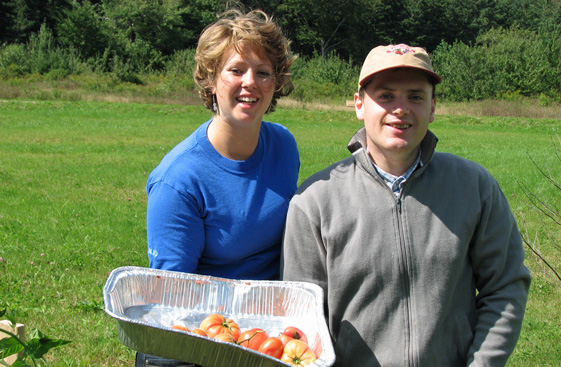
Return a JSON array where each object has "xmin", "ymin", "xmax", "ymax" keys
[
  {"xmin": 374, "ymin": 85, "xmax": 429, "ymax": 94},
  {"xmin": 407, "ymin": 88, "xmax": 429, "ymax": 94}
]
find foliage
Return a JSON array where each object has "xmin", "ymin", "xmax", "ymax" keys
[
  {"xmin": 56, "ymin": 1, "xmax": 108, "ymax": 60},
  {"xmin": 0, "ymin": 0, "xmax": 560, "ymax": 100},
  {"xmin": 0, "ymin": 309, "xmax": 71, "ymax": 366},
  {"xmin": 290, "ymin": 52, "xmax": 359, "ymax": 102},
  {"xmin": 1, "ymin": 0, "xmax": 560, "ymax": 63},
  {"xmin": 432, "ymin": 26, "xmax": 561, "ymax": 101},
  {"xmin": 0, "ymin": 24, "xmax": 89, "ymax": 77},
  {"xmin": 0, "ymin": 0, "xmax": 72, "ymax": 44}
]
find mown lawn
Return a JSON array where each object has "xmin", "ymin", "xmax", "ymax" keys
[{"xmin": 1, "ymin": 100, "xmax": 560, "ymax": 366}]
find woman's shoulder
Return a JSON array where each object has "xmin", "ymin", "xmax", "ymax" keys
[
  {"xmin": 262, "ymin": 120, "xmax": 294, "ymax": 138},
  {"xmin": 148, "ymin": 123, "xmax": 211, "ymax": 183}
]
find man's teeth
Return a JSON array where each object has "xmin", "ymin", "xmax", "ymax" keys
[
  {"xmin": 389, "ymin": 124, "xmax": 409, "ymax": 129},
  {"xmin": 237, "ymin": 97, "xmax": 258, "ymax": 103}
]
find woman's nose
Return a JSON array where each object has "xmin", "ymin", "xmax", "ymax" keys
[{"xmin": 241, "ymin": 70, "xmax": 257, "ymax": 88}]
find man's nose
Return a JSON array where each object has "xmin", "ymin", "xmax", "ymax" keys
[{"xmin": 392, "ymin": 96, "xmax": 409, "ymax": 115}]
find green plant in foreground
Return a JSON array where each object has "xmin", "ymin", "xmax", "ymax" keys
[{"xmin": 0, "ymin": 309, "xmax": 71, "ymax": 367}]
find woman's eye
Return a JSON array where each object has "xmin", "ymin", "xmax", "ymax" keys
[
  {"xmin": 258, "ymin": 71, "xmax": 273, "ymax": 78},
  {"xmin": 229, "ymin": 68, "xmax": 243, "ymax": 75}
]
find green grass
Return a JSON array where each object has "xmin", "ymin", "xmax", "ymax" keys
[{"xmin": 1, "ymin": 100, "xmax": 560, "ymax": 366}]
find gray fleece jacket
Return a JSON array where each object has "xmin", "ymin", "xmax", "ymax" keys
[{"xmin": 281, "ymin": 128, "xmax": 530, "ymax": 367}]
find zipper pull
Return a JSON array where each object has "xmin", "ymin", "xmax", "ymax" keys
[{"xmin": 396, "ymin": 197, "xmax": 402, "ymax": 213}]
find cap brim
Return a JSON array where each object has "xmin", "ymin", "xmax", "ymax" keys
[{"xmin": 359, "ymin": 66, "xmax": 442, "ymax": 87}]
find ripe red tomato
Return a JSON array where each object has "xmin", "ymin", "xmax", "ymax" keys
[
  {"xmin": 257, "ymin": 336, "xmax": 284, "ymax": 359},
  {"xmin": 213, "ymin": 333, "xmax": 237, "ymax": 343},
  {"xmin": 280, "ymin": 326, "xmax": 308, "ymax": 345},
  {"xmin": 200, "ymin": 314, "xmax": 241, "ymax": 340},
  {"xmin": 190, "ymin": 328, "xmax": 207, "ymax": 337},
  {"xmin": 281, "ymin": 339, "xmax": 317, "ymax": 366},
  {"xmin": 171, "ymin": 325, "xmax": 190, "ymax": 332},
  {"xmin": 237, "ymin": 328, "xmax": 269, "ymax": 351}
]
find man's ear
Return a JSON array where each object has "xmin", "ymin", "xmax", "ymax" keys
[
  {"xmin": 429, "ymin": 97, "xmax": 436, "ymax": 123},
  {"xmin": 354, "ymin": 92, "xmax": 365, "ymax": 121}
]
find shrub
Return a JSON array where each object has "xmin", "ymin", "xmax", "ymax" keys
[
  {"xmin": 164, "ymin": 48, "xmax": 197, "ymax": 91},
  {"xmin": 432, "ymin": 27, "xmax": 561, "ymax": 101},
  {"xmin": 291, "ymin": 52, "xmax": 359, "ymax": 102},
  {"xmin": 0, "ymin": 64, "xmax": 24, "ymax": 80},
  {"xmin": 0, "ymin": 44, "xmax": 27, "ymax": 72}
]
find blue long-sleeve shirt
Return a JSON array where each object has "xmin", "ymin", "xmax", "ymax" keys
[{"xmin": 146, "ymin": 119, "xmax": 299, "ymax": 280}]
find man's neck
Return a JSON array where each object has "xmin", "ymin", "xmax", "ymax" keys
[{"xmin": 367, "ymin": 147, "xmax": 421, "ymax": 177}]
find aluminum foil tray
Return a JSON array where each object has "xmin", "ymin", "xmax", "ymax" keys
[{"xmin": 103, "ymin": 266, "xmax": 335, "ymax": 367}]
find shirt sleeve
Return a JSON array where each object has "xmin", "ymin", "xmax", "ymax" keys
[
  {"xmin": 281, "ymin": 198, "xmax": 329, "ymax": 304},
  {"xmin": 146, "ymin": 181, "xmax": 205, "ymax": 273},
  {"xmin": 467, "ymin": 180, "xmax": 531, "ymax": 366}
]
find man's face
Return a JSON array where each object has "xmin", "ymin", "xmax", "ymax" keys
[{"xmin": 354, "ymin": 68, "xmax": 436, "ymax": 173}]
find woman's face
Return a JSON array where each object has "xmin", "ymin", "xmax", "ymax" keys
[{"xmin": 213, "ymin": 44, "xmax": 275, "ymax": 128}]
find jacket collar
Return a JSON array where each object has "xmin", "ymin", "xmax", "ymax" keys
[{"xmin": 346, "ymin": 127, "xmax": 438, "ymax": 166}]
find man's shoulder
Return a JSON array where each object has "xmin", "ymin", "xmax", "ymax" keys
[
  {"xmin": 296, "ymin": 155, "xmax": 358, "ymax": 194},
  {"xmin": 432, "ymin": 151, "xmax": 491, "ymax": 174}
]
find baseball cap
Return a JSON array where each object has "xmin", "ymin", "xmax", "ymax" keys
[{"xmin": 358, "ymin": 44, "xmax": 441, "ymax": 87}]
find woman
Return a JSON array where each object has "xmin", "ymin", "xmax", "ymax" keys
[
  {"xmin": 146, "ymin": 9, "xmax": 298, "ymax": 280},
  {"xmin": 138, "ymin": 9, "xmax": 299, "ymax": 367}
]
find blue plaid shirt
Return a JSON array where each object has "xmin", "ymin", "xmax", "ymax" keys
[{"xmin": 372, "ymin": 150, "xmax": 423, "ymax": 197}]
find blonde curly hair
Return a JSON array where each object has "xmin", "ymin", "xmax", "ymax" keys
[{"xmin": 194, "ymin": 9, "xmax": 296, "ymax": 113}]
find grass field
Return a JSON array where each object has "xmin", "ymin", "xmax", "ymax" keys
[{"xmin": 1, "ymin": 99, "xmax": 560, "ymax": 366}]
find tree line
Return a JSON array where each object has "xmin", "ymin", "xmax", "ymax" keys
[{"xmin": 1, "ymin": 0, "xmax": 560, "ymax": 102}]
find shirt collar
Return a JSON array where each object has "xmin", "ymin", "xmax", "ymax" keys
[{"xmin": 370, "ymin": 149, "xmax": 423, "ymax": 196}]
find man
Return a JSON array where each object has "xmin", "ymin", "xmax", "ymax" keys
[{"xmin": 281, "ymin": 44, "xmax": 531, "ymax": 367}]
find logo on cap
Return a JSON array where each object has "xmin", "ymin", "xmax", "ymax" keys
[{"xmin": 387, "ymin": 44, "xmax": 417, "ymax": 56}]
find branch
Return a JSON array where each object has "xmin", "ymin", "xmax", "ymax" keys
[{"xmin": 522, "ymin": 236, "xmax": 561, "ymax": 284}]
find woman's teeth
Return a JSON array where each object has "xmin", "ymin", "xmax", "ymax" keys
[{"xmin": 237, "ymin": 97, "xmax": 258, "ymax": 103}]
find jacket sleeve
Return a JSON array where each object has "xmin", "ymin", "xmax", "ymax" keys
[
  {"xmin": 467, "ymin": 180, "xmax": 531, "ymax": 366},
  {"xmin": 281, "ymin": 197, "xmax": 329, "ymax": 302}
]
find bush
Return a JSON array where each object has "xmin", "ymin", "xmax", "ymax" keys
[
  {"xmin": 0, "ymin": 63, "xmax": 24, "ymax": 80},
  {"xmin": 164, "ymin": 48, "xmax": 197, "ymax": 90},
  {"xmin": 0, "ymin": 44, "xmax": 27, "ymax": 71},
  {"xmin": 432, "ymin": 27, "xmax": 561, "ymax": 101},
  {"xmin": 291, "ymin": 52, "xmax": 359, "ymax": 102}
]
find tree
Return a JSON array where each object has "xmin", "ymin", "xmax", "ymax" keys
[
  {"xmin": 2, "ymin": 0, "xmax": 71, "ymax": 44},
  {"xmin": 177, "ymin": 0, "xmax": 232, "ymax": 48},
  {"xmin": 56, "ymin": 1, "xmax": 108, "ymax": 60},
  {"xmin": 274, "ymin": 0, "xmax": 377, "ymax": 61}
]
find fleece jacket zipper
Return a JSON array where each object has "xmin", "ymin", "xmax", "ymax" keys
[{"xmin": 395, "ymin": 186, "xmax": 416, "ymax": 367}]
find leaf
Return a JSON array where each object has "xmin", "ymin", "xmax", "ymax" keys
[
  {"xmin": 10, "ymin": 359, "xmax": 33, "ymax": 367},
  {"xmin": 23, "ymin": 336, "xmax": 71, "ymax": 360},
  {"xmin": 0, "ymin": 336, "xmax": 25, "ymax": 359},
  {"xmin": 0, "ymin": 309, "xmax": 6, "ymax": 317}
]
